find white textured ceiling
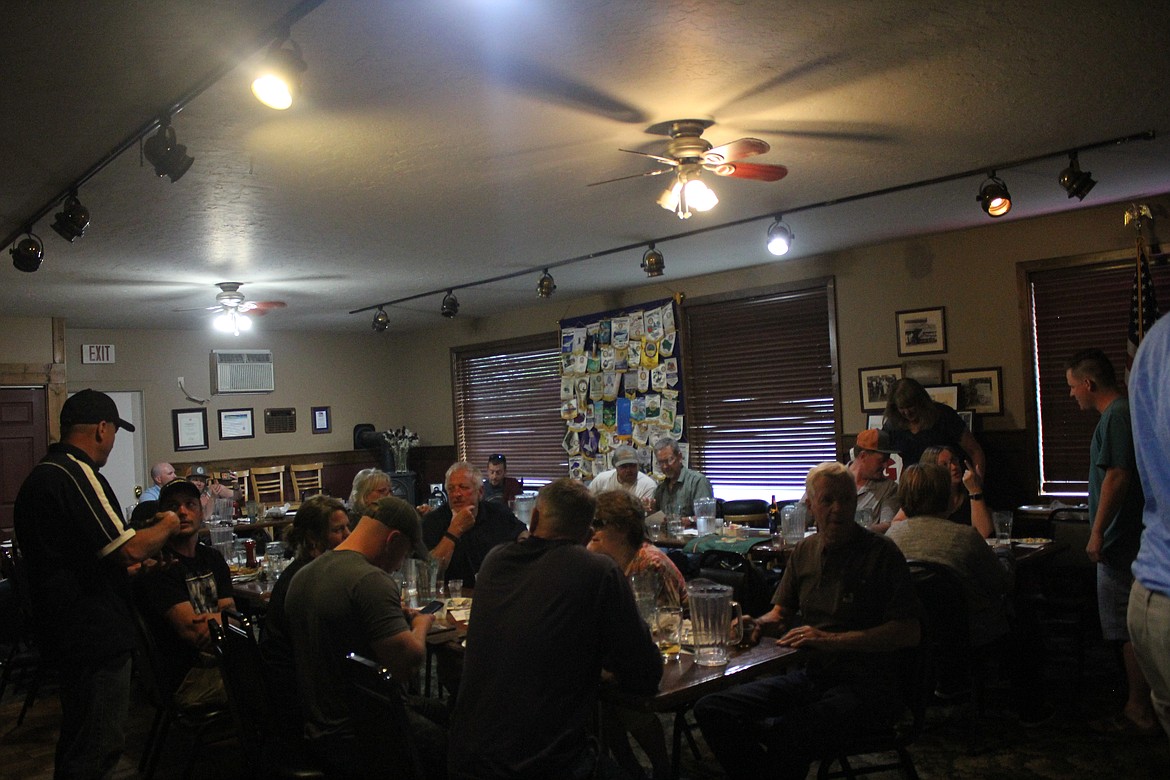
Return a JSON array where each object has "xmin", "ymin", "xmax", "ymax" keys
[{"xmin": 3, "ymin": 0, "xmax": 1170, "ymax": 333}]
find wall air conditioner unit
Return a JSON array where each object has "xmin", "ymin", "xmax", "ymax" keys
[{"xmin": 211, "ymin": 349, "xmax": 275, "ymax": 394}]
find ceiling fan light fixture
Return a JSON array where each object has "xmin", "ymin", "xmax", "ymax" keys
[
  {"xmin": 252, "ymin": 39, "xmax": 307, "ymax": 110},
  {"xmin": 977, "ymin": 173, "xmax": 1012, "ymax": 217},
  {"xmin": 441, "ymin": 290, "xmax": 459, "ymax": 318},
  {"xmin": 142, "ymin": 122, "xmax": 194, "ymax": 182},
  {"xmin": 371, "ymin": 306, "xmax": 390, "ymax": 332},
  {"xmin": 51, "ymin": 195, "xmax": 90, "ymax": 242},
  {"xmin": 657, "ymin": 171, "xmax": 718, "ymax": 219},
  {"xmin": 214, "ymin": 309, "xmax": 252, "ymax": 336},
  {"xmin": 766, "ymin": 218, "xmax": 794, "ymax": 256},
  {"xmin": 641, "ymin": 243, "xmax": 665, "ymax": 278},
  {"xmin": 536, "ymin": 270, "xmax": 556, "ymax": 298},
  {"xmin": 1059, "ymin": 152, "xmax": 1097, "ymax": 200},
  {"xmin": 10, "ymin": 231, "xmax": 44, "ymax": 273}
]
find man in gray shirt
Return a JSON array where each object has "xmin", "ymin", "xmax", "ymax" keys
[{"xmin": 652, "ymin": 437, "xmax": 713, "ymax": 517}]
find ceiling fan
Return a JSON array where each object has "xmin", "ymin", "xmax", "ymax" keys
[
  {"xmin": 590, "ymin": 118, "xmax": 789, "ymax": 218},
  {"xmin": 177, "ymin": 282, "xmax": 286, "ymax": 334}
]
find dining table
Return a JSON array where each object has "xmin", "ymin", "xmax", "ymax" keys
[{"xmin": 603, "ymin": 640, "xmax": 801, "ymax": 779}]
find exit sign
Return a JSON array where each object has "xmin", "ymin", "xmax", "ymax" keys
[{"xmin": 81, "ymin": 344, "xmax": 116, "ymax": 364}]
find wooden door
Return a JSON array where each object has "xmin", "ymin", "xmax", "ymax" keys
[{"xmin": 0, "ymin": 388, "xmax": 48, "ymax": 538}]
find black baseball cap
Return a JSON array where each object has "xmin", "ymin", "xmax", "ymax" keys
[
  {"xmin": 371, "ymin": 496, "xmax": 431, "ymax": 559},
  {"xmin": 61, "ymin": 389, "xmax": 135, "ymax": 432},
  {"xmin": 488, "ymin": 453, "xmax": 506, "ymax": 465},
  {"xmin": 159, "ymin": 478, "xmax": 202, "ymax": 507}
]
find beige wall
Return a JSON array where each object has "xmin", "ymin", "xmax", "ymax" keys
[
  {"xmin": 63, "ymin": 328, "xmax": 405, "ymax": 462},
  {"xmin": 0, "ymin": 316, "xmax": 56, "ymax": 363},
  {"xmin": 390, "ymin": 194, "xmax": 1170, "ymax": 444}
]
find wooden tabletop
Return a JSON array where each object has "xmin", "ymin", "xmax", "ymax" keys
[{"xmin": 606, "ymin": 640, "xmax": 800, "ymax": 712}]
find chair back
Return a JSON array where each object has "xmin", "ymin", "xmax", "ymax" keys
[
  {"xmin": 343, "ymin": 653, "xmax": 425, "ymax": 780},
  {"xmin": 908, "ymin": 559, "xmax": 971, "ymax": 648},
  {"xmin": 233, "ymin": 469, "xmax": 251, "ymax": 503},
  {"xmin": 289, "ymin": 463, "xmax": 325, "ymax": 503},
  {"xmin": 208, "ymin": 612, "xmax": 270, "ymax": 747},
  {"xmin": 697, "ymin": 550, "xmax": 773, "ymax": 616},
  {"xmin": 720, "ymin": 498, "xmax": 769, "ymax": 527},
  {"xmin": 249, "ymin": 465, "xmax": 288, "ymax": 507}
]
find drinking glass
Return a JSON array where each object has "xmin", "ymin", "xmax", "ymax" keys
[
  {"xmin": 232, "ymin": 540, "xmax": 249, "ymax": 567},
  {"xmin": 630, "ymin": 570, "xmax": 660, "ymax": 626},
  {"xmin": 447, "ymin": 579, "xmax": 463, "ymax": 599},
  {"xmin": 665, "ymin": 514, "xmax": 682, "ymax": 538},
  {"xmin": 854, "ymin": 507, "xmax": 874, "ymax": 528},
  {"xmin": 993, "ymin": 511, "xmax": 1013, "ymax": 544},
  {"xmin": 654, "ymin": 606, "xmax": 683, "ymax": 662},
  {"xmin": 265, "ymin": 541, "xmax": 285, "ymax": 577}
]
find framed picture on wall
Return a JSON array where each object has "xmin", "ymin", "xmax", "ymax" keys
[
  {"xmin": 957, "ymin": 410, "xmax": 975, "ymax": 431},
  {"xmin": 311, "ymin": 406, "xmax": 332, "ymax": 434},
  {"xmin": 218, "ymin": 408, "xmax": 254, "ymax": 440},
  {"xmin": 866, "ymin": 413, "xmax": 886, "ymax": 429},
  {"xmin": 902, "ymin": 358, "xmax": 944, "ymax": 385},
  {"xmin": 896, "ymin": 307, "xmax": 947, "ymax": 356},
  {"xmin": 172, "ymin": 408, "xmax": 208, "ymax": 451},
  {"xmin": 858, "ymin": 365, "xmax": 903, "ymax": 412},
  {"xmin": 923, "ymin": 383, "xmax": 960, "ymax": 410},
  {"xmin": 951, "ymin": 367, "xmax": 1004, "ymax": 415}
]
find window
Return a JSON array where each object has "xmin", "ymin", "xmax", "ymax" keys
[
  {"xmin": 683, "ymin": 278, "xmax": 839, "ymax": 501},
  {"xmin": 452, "ymin": 333, "xmax": 564, "ymax": 485},
  {"xmin": 1028, "ymin": 253, "xmax": 1169, "ymax": 495}
]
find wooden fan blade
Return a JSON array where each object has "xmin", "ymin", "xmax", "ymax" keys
[
  {"xmin": 587, "ymin": 168, "xmax": 673, "ymax": 187},
  {"xmin": 618, "ymin": 148, "xmax": 679, "ymax": 166},
  {"xmin": 248, "ymin": 301, "xmax": 287, "ymax": 315},
  {"xmin": 174, "ymin": 304, "xmax": 222, "ymax": 313},
  {"xmin": 703, "ymin": 137, "xmax": 769, "ymax": 164},
  {"xmin": 709, "ymin": 161, "xmax": 789, "ymax": 181}
]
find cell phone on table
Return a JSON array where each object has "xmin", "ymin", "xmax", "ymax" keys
[{"xmin": 419, "ymin": 600, "xmax": 445, "ymax": 614}]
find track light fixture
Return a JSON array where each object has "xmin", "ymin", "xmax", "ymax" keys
[
  {"xmin": 371, "ymin": 307, "xmax": 390, "ymax": 332},
  {"xmin": 766, "ymin": 217, "xmax": 795, "ymax": 256},
  {"xmin": 441, "ymin": 290, "xmax": 460, "ymax": 318},
  {"xmin": 142, "ymin": 120, "xmax": 194, "ymax": 182},
  {"xmin": 51, "ymin": 194, "xmax": 90, "ymax": 242},
  {"xmin": 641, "ymin": 243, "xmax": 665, "ymax": 277},
  {"xmin": 252, "ymin": 38, "xmax": 307, "ymax": 110},
  {"xmin": 10, "ymin": 230, "xmax": 44, "ymax": 273},
  {"xmin": 536, "ymin": 270, "xmax": 557, "ymax": 298},
  {"xmin": 977, "ymin": 172, "xmax": 1012, "ymax": 217},
  {"xmin": 1059, "ymin": 152, "xmax": 1097, "ymax": 201}
]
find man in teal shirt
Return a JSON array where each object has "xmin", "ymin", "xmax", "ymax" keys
[
  {"xmin": 1066, "ymin": 349, "xmax": 1157, "ymax": 735},
  {"xmin": 652, "ymin": 437, "xmax": 713, "ymax": 517}
]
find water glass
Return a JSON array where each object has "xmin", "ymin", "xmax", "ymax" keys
[
  {"xmin": 264, "ymin": 541, "xmax": 285, "ymax": 576},
  {"xmin": 447, "ymin": 579, "xmax": 463, "ymax": 599},
  {"xmin": 654, "ymin": 606, "xmax": 683, "ymax": 662},
  {"xmin": 854, "ymin": 507, "xmax": 874, "ymax": 528},
  {"xmin": 630, "ymin": 570, "xmax": 660, "ymax": 625},
  {"xmin": 232, "ymin": 540, "xmax": 249, "ymax": 567},
  {"xmin": 665, "ymin": 514, "xmax": 682, "ymax": 538},
  {"xmin": 993, "ymin": 511, "xmax": 1013, "ymax": 544}
]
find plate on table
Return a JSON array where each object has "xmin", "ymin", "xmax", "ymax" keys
[
  {"xmin": 230, "ymin": 566, "xmax": 260, "ymax": 583},
  {"xmin": 1013, "ymin": 537, "xmax": 1053, "ymax": 547}
]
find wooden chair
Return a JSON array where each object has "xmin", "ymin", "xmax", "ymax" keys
[
  {"xmin": 249, "ymin": 465, "xmax": 287, "ymax": 507},
  {"xmin": 289, "ymin": 463, "xmax": 325, "ymax": 504},
  {"xmin": 232, "ymin": 469, "xmax": 251, "ymax": 504}
]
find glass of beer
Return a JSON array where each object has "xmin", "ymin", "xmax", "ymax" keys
[{"xmin": 654, "ymin": 606, "xmax": 683, "ymax": 662}]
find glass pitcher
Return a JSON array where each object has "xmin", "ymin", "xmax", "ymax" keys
[{"xmin": 687, "ymin": 579, "xmax": 743, "ymax": 666}]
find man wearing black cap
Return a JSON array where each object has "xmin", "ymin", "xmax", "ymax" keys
[
  {"xmin": 286, "ymin": 496, "xmax": 445, "ymax": 778},
  {"xmin": 15, "ymin": 389, "xmax": 181, "ymax": 778},
  {"xmin": 135, "ymin": 478, "xmax": 235, "ymax": 708}
]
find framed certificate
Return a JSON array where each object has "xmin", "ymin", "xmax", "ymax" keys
[
  {"xmin": 172, "ymin": 408, "xmax": 208, "ymax": 451},
  {"xmin": 218, "ymin": 408, "xmax": 255, "ymax": 440},
  {"xmin": 312, "ymin": 406, "xmax": 332, "ymax": 434}
]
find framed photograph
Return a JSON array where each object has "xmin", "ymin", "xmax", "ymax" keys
[
  {"xmin": 866, "ymin": 413, "xmax": 886, "ymax": 429},
  {"xmin": 950, "ymin": 367, "xmax": 1004, "ymax": 415},
  {"xmin": 858, "ymin": 365, "xmax": 903, "ymax": 412},
  {"xmin": 172, "ymin": 408, "xmax": 208, "ymax": 452},
  {"xmin": 923, "ymin": 383, "xmax": 960, "ymax": 410},
  {"xmin": 311, "ymin": 406, "xmax": 332, "ymax": 434},
  {"xmin": 218, "ymin": 408, "xmax": 255, "ymax": 440},
  {"xmin": 957, "ymin": 410, "xmax": 975, "ymax": 431},
  {"xmin": 902, "ymin": 358, "xmax": 944, "ymax": 386},
  {"xmin": 896, "ymin": 307, "xmax": 947, "ymax": 356}
]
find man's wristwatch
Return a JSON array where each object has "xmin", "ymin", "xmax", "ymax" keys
[
  {"xmin": 968, "ymin": 492, "xmax": 984, "ymax": 501},
  {"xmin": 444, "ymin": 531, "xmax": 460, "ymax": 544}
]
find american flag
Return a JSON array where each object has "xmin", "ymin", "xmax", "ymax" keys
[{"xmin": 1126, "ymin": 247, "xmax": 1160, "ymax": 381}]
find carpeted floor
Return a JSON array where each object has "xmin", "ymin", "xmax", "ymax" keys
[{"xmin": 2, "ymin": 634, "xmax": 1167, "ymax": 780}]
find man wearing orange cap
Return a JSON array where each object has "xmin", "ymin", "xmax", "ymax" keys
[{"xmin": 849, "ymin": 429, "xmax": 902, "ymax": 533}]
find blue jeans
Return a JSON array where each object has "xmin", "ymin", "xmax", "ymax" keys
[
  {"xmin": 694, "ymin": 668, "xmax": 900, "ymax": 779},
  {"xmin": 55, "ymin": 651, "xmax": 133, "ymax": 780}
]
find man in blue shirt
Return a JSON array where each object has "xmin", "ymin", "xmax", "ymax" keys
[{"xmin": 1128, "ymin": 316, "xmax": 1170, "ymax": 744}]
